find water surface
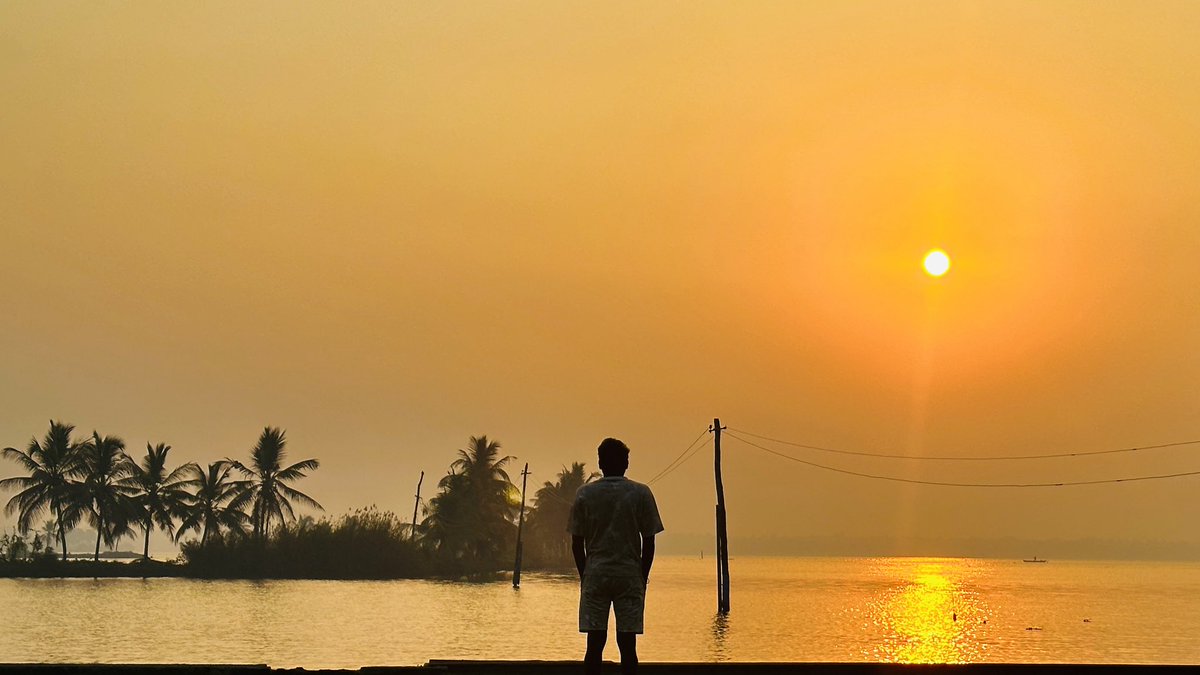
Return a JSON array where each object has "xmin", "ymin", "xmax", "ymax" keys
[{"xmin": 1, "ymin": 557, "xmax": 1197, "ymax": 667}]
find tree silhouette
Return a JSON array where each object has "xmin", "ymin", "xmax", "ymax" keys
[
  {"xmin": 176, "ymin": 461, "xmax": 249, "ymax": 544},
  {"xmin": 422, "ymin": 435, "xmax": 518, "ymax": 570},
  {"xmin": 228, "ymin": 427, "xmax": 322, "ymax": 542},
  {"xmin": 41, "ymin": 519, "xmax": 57, "ymax": 556},
  {"xmin": 78, "ymin": 432, "xmax": 135, "ymax": 561},
  {"xmin": 525, "ymin": 462, "xmax": 598, "ymax": 566},
  {"xmin": 120, "ymin": 442, "xmax": 196, "ymax": 560},
  {"xmin": 0, "ymin": 420, "xmax": 85, "ymax": 561}
]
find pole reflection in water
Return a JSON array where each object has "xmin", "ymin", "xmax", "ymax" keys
[
  {"xmin": 709, "ymin": 611, "xmax": 731, "ymax": 661},
  {"xmin": 866, "ymin": 559, "xmax": 991, "ymax": 663}
]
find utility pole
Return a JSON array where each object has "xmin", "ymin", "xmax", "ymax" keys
[
  {"xmin": 411, "ymin": 471, "xmax": 424, "ymax": 543},
  {"xmin": 513, "ymin": 462, "xmax": 531, "ymax": 588},
  {"xmin": 713, "ymin": 418, "xmax": 730, "ymax": 613}
]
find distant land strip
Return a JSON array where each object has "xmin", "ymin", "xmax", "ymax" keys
[{"xmin": 2, "ymin": 661, "xmax": 1199, "ymax": 675}]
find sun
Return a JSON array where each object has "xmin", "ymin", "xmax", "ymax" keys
[{"xmin": 923, "ymin": 249, "xmax": 950, "ymax": 277}]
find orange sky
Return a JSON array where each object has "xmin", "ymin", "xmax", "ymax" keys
[{"xmin": 2, "ymin": 2, "xmax": 1199, "ymax": 556}]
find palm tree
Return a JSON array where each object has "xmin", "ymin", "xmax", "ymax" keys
[
  {"xmin": 421, "ymin": 471, "xmax": 470, "ymax": 558},
  {"xmin": 175, "ymin": 461, "xmax": 248, "ymax": 544},
  {"xmin": 41, "ymin": 519, "xmax": 57, "ymax": 556},
  {"xmin": 525, "ymin": 462, "xmax": 598, "ymax": 566},
  {"xmin": 228, "ymin": 427, "xmax": 322, "ymax": 542},
  {"xmin": 78, "ymin": 431, "xmax": 135, "ymax": 561},
  {"xmin": 0, "ymin": 420, "xmax": 85, "ymax": 561},
  {"xmin": 422, "ymin": 435, "xmax": 519, "ymax": 568},
  {"xmin": 120, "ymin": 443, "xmax": 196, "ymax": 561}
]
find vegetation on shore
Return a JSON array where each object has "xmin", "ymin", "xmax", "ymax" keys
[
  {"xmin": 2, "ymin": 421, "xmax": 596, "ymax": 579},
  {"xmin": 0, "ymin": 555, "xmax": 187, "ymax": 578},
  {"xmin": 182, "ymin": 507, "xmax": 430, "ymax": 579},
  {"xmin": 414, "ymin": 435, "xmax": 598, "ymax": 575}
]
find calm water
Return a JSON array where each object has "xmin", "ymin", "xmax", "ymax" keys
[{"xmin": 1, "ymin": 557, "xmax": 1198, "ymax": 667}]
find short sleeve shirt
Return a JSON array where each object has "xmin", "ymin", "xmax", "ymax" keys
[{"xmin": 568, "ymin": 476, "xmax": 664, "ymax": 578}]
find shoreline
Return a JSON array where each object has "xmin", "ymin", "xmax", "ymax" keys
[{"xmin": 0, "ymin": 560, "xmax": 570, "ymax": 581}]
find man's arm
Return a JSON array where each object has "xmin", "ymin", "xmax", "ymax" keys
[
  {"xmin": 572, "ymin": 535, "xmax": 587, "ymax": 578},
  {"xmin": 639, "ymin": 485, "xmax": 664, "ymax": 585},
  {"xmin": 641, "ymin": 534, "xmax": 655, "ymax": 585}
]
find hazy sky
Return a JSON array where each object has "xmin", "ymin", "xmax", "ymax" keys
[{"xmin": 2, "ymin": 2, "xmax": 1199, "ymax": 556}]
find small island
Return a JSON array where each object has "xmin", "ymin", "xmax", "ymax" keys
[{"xmin": 2, "ymin": 420, "xmax": 591, "ymax": 580}]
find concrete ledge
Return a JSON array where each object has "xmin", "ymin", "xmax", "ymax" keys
[
  {"xmin": 420, "ymin": 662, "xmax": 1200, "ymax": 675},
  {"xmin": 2, "ymin": 663, "xmax": 1197, "ymax": 675}
]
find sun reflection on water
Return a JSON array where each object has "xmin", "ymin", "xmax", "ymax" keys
[{"xmin": 866, "ymin": 559, "xmax": 991, "ymax": 663}]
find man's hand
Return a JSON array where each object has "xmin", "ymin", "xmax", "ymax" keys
[
  {"xmin": 572, "ymin": 535, "xmax": 587, "ymax": 579},
  {"xmin": 641, "ymin": 534, "xmax": 655, "ymax": 588}
]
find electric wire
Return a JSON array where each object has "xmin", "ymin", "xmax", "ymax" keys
[
  {"xmin": 645, "ymin": 428, "xmax": 709, "ymax": 485},
  {"xmin": 723, "ymin": 430, "xmax": 1200, "ymax": 488},
  {"xmin": 648, "ymin": 436, "xmax": 712, "ymax": 486},
  {"xmin": 727, "ymin": 426, "xmax": 1200, "ymax": 461},
  {"xmin": 525, "ymin": 428, "xmax": 711, "ymax": 509},
  {"xmin": 647, "ymin": 428, "xmax": 712, "ymax": 486}
]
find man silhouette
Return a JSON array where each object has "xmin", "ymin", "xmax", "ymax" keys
[{"xmin": 569, "ymin": 437, "xmax": 665, "ymax": 675}]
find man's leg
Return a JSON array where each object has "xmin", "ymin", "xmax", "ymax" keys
[
  {"xmin": 611, "ymin": 576, "xmax": 645, "ymax": 675},
  {"xmin": 585, "ymin": 630, "xmax": 607, "ymax": 675},
  {"xmin": 615, "ymin": 632, "xmax": 637, "ymax": 675}
]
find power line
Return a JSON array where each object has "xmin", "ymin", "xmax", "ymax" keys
[
  {"xmin": 529, "ymin": 429, "xmax": 710, "ymax": 508},
  {"xmin": 723, "ymin": 430, "xmax": 1200, "ymax": 488},
  {"xmin": 649, "ymin": 436, "xmax": 712, "ymax": 486},
  {"xmin": 727, "ymin": 426, "xmax": 1200, "ymax": 462},
  {"xmin": 648, "ymin": 427, "xmax": 710, "ymax": 485},
  {"xmin": 645, "ymin": 428, "xmax": 708, "ymax": 484}
]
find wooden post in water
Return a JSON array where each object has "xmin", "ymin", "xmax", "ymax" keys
[
  {"xmin": 411, "ymin": 471, "xmax": 424, "ymax": 543},
  {"xmin": 513, "ymin": 462, "xmax": 530, "ymax": 588},
  {"xmin": 713, "ymin": 418, "xmax": 730, "ymax": 613}
]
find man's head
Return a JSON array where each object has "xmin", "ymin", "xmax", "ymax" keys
[{"xmin": 597, "ymin": 437, "xmax": 630, "ymax": 477}]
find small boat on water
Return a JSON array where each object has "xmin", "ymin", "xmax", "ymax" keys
[{"xmin": 1023, "ymin": 556, "xmax": 1048, "ymax": 563}]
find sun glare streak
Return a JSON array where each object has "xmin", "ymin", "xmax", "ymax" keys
[{"xmin": 867, "ymin": 560, "xmax": 990, "ymax": 663}]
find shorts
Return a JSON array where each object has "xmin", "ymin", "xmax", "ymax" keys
[{"xmin": 578, "ymin": 574, "xmax": 647, "ymax": 634}]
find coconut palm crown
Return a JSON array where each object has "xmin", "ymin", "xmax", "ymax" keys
[
  {"xmin": 78, "ymin": 431, "xmax": 136, "ymax": 561},
  {"xmin": 228, "ymin": 427, "xmax": 322, "ymax": 541},
  {"xmin": 525, "ymin": 462, "xmax": 599, "ymax": 565},
  {"xmin": 0, "ymin": 420, "xmax": 85, "ymax": 561},
  {"xmin": 422, "ymin": 435, "xmax": 519, "ymax": 568},
  {"xmin": 120, "ymin": 442, "xmax": 196, "ymax": 560},
  {"xmin": 176, "ymin": 460, "xmax": 249, "ymax": 544}
]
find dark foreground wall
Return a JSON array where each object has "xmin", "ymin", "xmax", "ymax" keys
[
  {"xmin": 3, "ymin": 662, "xmax": 1198, "ymax": 675},
  {"xmin": 419, "ymin": 662, "xmax": 1198, "ymax": 675}
]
